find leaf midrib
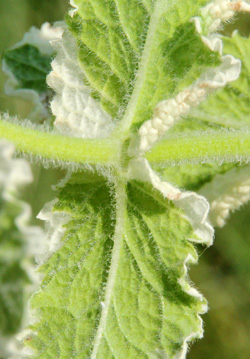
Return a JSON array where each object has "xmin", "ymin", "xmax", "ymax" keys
[
  {"xmin": 114, "ymin": 0, "xmax": 174, "ymax": 138},
  {"xmin": 90, "ymin": 176, "xmax": 126, "ymax": 359}
]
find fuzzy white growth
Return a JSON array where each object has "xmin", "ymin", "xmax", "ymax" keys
[
  {"xmin": 2, "ymin": 23, "xmax": 63, "ymax": 121},
  {"xmin": 0, "ymin": 140, "xmax": 44, "ymax": 359},
  {"xmin": 47, "ymin": 31, "xmax": 115, "ymax": 139},
  {"xmin": 199, "ymin": 166, "xmax": 250, "ymax": 227},
  {"xmin": 193, "ymin": 0, "xmax": 250, "ymax": 35},
  {"xmin": 137, "ymin": 0, "xmax": 245, "ymax": 154}
]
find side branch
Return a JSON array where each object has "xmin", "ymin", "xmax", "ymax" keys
[
  {"xmin": 0, "ymin": 119, "xmax": 119, "ymax": 165},
  {"xmin": 146, "ymin": 130, "xmax": 250, "ymax": 165}
]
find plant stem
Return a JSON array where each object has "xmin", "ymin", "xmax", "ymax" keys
[
  {"xmin": 146, "ymin": 130, "xmax": 250, "ymax": 165},
  {"xmin": 0, "ymin": 119, "xmax": 119, "ymax": 165}
]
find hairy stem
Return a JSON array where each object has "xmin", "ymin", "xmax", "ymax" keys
[
  {"xmin": 146, "ymin": 130, "xmax": 250, "ymax": 165},
  {"xmin": 0, "ymin": 119, "xmax": 120, "ymax": 165}
]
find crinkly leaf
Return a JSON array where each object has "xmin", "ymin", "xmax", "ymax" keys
[
  {"xmin": 47, "ymin": 31, "xmax": 115, "ymax": 139},
  {"xmin": 10, "ymin": 1, "xmax": 250, "ymax": 358},
  {"xmin": 191, "ymin": 32, "xmax": 250, "ymax": 128},
  {"xmin": 66, "ymin": 0, "xmax": 221, "ymax": 125},
  {"xmin": 0, "ymin": 140, "xmax": 44, "ymax": 358},
  {"xmin": 199, "ymin": 165, "xmax": 250, "ymax": 227},
  {"xmin": 157, "ymin": 32, "xmax": 250, "ymax": 224},
  {"xmin": 26, "ymin": 172, "xmax": 211, "ymax": 359},
  {"xmin": 147, "ymin": 30, "xmax": 250, "ymax": 195}
]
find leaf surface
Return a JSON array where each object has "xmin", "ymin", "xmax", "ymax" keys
[
  {"xmin": 4, "ymin": 45, "xmax": 51, "ymax": 93},
  {"xmin": 2, "ymin": 23, "xmax": 63, "ymax": 121},
  {"xmin": 28, "ymin": 174, "xmax": 208, "ymax": 359},
  {"xmin": 66, "ymin": 0, "xmax": 219, "ymax": 125},
  {"xmin": 22, "ymin": 1, "xmax": 250, "ymax": 358}
]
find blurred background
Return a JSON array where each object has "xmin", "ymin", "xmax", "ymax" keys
[{"xmin": 0, "ymin": 1, "xmax": 250, "ymax": 358}]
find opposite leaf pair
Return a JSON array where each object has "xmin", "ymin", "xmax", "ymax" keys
[{"xmin": 1, "ymin": 0, "xmax": 250, "ymax": 358}]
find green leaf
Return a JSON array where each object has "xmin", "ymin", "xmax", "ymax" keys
[
  {"xmin": 14, "ymin": 2, "xmax": 250, "ymax": 359},
  {"xmin": 4, "ymin": 44, "xmax": 52, "ymax": 93},
  {"xmin": 66, "ymin": 0, "xmax": 220, "ymax": 126},
  {"xmin": 2, "ymin": 23, "xmax": 64, "ymax": 122},
  {"xmin": 27, "ymin": 173, "xmax": 208, "ymax": 358},
  {"xmin": 0, "ymin": 200, "xmax": 30, "ymax": 336}
]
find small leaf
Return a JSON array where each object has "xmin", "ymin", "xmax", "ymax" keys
[
  {"xmin": 2, "ymin": 23, "xmax": 63, "ymax": 122},
  {"xmin": 4, "ymin": 44, "xmax": 52, "ymax": 93}
]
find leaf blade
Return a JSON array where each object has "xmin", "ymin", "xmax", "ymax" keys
[{"xmin": 27, "ymin": 174, "xmax": 209, "ymax": 359}]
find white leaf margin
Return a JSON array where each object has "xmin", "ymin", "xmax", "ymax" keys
[
  {"xmin": 128, "ymin": 157, "xmax": 214, "ymax": 358},
  {"xmin": 0, "ymin": 140, "xmax": 44, "ymax": 359},
  {"xmin": 69, "ymin": 0, "xmax": 78, "ymax": 17},
  {"xmin": 36, "ymin": 176, "xmax": 72, "ymax": 265},
  {"xmin": 199, "ymin": 165, "xmax": 250, "ymax": 227},
  {"xmin": 47, "ymin": 30, "xmax": 115, "ymax": 139},
  {"xmin": 133, "ymin": 0, "xmax": 250, "ymax": 155}
]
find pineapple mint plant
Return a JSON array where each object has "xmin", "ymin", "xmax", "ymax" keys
[{"xmin": 1, "ymin": 0, "xmax": 250, "ymax": 358}]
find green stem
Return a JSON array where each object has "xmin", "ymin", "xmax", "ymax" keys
[
  {"xmin": 0, "ymin": 119, "xmax": 119, "ymax": 165},
  {"xmin": 145, "ymin": 130, "xmax": 250, "ymax": 165}
]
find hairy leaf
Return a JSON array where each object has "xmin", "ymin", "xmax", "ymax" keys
[
  {"xmin": 17, "ymin": 1, "xmax": 250, "ymax": 359},
  {"xmin": 27, "ymin": 174, "xmax": 209, "ymax": 359},
  {"xmin": 159, "ymin": 33, "xmax": 250, "ymax": 224},
  {"xmin": 66, "ymin": 0, "xmax": 220, "ymax": 125}
]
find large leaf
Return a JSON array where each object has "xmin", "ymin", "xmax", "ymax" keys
[
  {"xmin": 66, "ymin": 0, "xmax": 219, "ymax": 123},
  {"xmin": 18, "ymin": 1, "xmax": 250, "ymax": 359},
  {"xmin": 27, "ymin": 173, "xmax": 209, "ymax": 358}
]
